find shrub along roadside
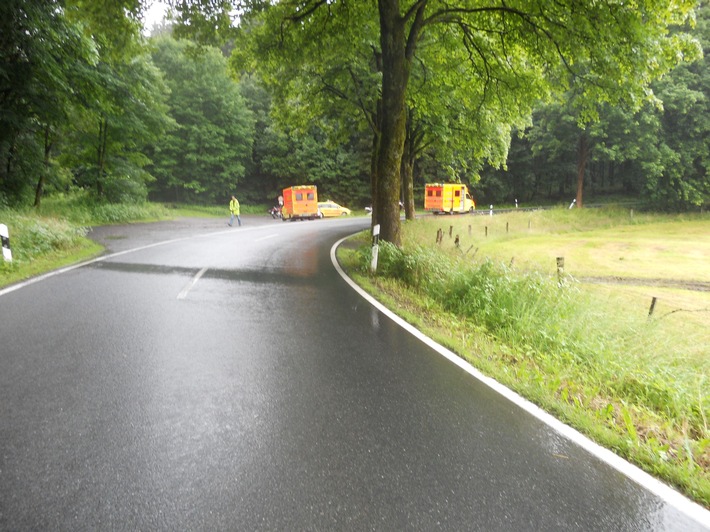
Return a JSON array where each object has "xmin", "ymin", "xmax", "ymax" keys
[
  {"xmin": 337, "ymin": 234, "xmax": 709, "ymax": 508},
  {"xmin": 0, "ymin": 210, "xmax": 98, "ymax": 286}
]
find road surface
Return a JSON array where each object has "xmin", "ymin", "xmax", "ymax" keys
[{"xmin": 1, "ymin": 215, "xmax": 708, "ymax": 530}]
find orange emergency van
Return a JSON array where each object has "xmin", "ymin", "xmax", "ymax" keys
[
  {"xmin": 282, "ymin": 185, "xmax": 319, "ymax": 221},
  {"xmin": 424, "ymin": 183, "xmax": 475, "ymax": 214}
]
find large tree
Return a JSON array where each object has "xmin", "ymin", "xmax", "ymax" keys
[
  {"xmin": 1, "ymin": 0, "xmax": 176, "ymax": 206},
  {"xmin": 0, "ymin": 0, "xmax": 99, "ymax": 204},
  {"xmin": 191, "ymin": 0, "xmax": 699, "ymax": 244},
  {"xmin": 148, "ymin": 37, "xmax": 254, "ymax": 204},
  {"xmin": 478, "ymin": 2, "xmax": 709, "ymax": 210}
]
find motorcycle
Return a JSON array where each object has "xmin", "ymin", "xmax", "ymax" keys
[{"xmin": 269, "ymin": 205, "xmax": 282, "ymax": 219}]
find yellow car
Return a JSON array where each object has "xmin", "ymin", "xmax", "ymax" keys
[{"xmin": 317, "ymin": 200, "xmax": 351, "ymax": 218}]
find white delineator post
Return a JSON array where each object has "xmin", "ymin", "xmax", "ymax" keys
[
  {"xmin": 1, "ymin": 224, "xmax": 11, "ymax": 262},
  {"xmin": 370, "ymin": 224, "xmax": 380, "ymax": 274}
]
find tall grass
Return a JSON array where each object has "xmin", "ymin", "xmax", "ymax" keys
[
  {"xmin": 349, "ymin": 208, "xmax": 710, "ymax": 505},
  {"xmin": 0, "ymin": 208, "xmax": 95, "ymax": 286},
  {"xmin": 1, "ymin": 193, "xmax": 173, "ymax": 284},
  {"xmin": 37, "ymin": 192, "xmax": 172, "ymax": 224},
  {"xmin": 0, "ymin": 211, "xmax": 87, "ymax": 263}
]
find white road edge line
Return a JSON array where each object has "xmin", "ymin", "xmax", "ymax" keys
[
  {"xmin": 177, "ymin": 267, "xmax": 208, "ymax": 300},
  {"xmin": 330, "ymin": 235, "xmax": 710, "ymax": 527},
  {"xmin": 254, "ymin": 234, "xmax": 278, "ymax": 242},
  {"xmin": 0, "ymin": 222, "xmax": 320, "ymax": 299},
  {"xmin": 0, "ymin": 236, "xmax": 192, "ymax": 298},
  {"xmin": 0, "ymin": 225, "xmax": 259, "ymax": 298}
]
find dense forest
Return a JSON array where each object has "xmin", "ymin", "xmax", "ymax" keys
[{"xmin": 1, "ymin": 1, "xmax": 708, "ymax": 231}]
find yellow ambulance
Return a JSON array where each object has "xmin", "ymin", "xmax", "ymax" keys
[
  {"xmin": 424, "ymin": 183, "xmax": 476, "ymax": 214},
  {"xmin": 282, "ymin": 185, "xmax": 319, "ymax": 221}
]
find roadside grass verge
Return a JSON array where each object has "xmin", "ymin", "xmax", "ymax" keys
[
  {"xmin": 0, "ymin": 209, "xmax": 102, "ymax": 287},
  {"xmin": 159, "ymin": 202, "xmax": 267, "ymax": 217},
  {"xmin": 36, "ymin": 193, "xmax": 175, "ymax": 224},
  {"xmin": 338, "ymin": 208, "xmax": 709, "ymax": 507}
]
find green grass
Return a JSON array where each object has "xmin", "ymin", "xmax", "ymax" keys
[
  {"xmin": 339, "ymin": 207, "xmax": 710, "ymax": 508},
  {"xmin": 35, "ymin": 193, "xmax": 174, "ymax": 224},
  {"xmin": 0, "ymin": 209, "xmax": 101, "ymax": 286},
  {"xmin": 410, "ymin": 207, "xmax": 710, "ymax": 281}
]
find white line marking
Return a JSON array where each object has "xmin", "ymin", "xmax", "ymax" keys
[
  {"xmin": 254, "ymin": 234, "xmax": 278, "ymax": 242},
  {"xmin": 0, "ymin": 224, "xmax": 263, "ymax": 297},
  {"xmin": 0, "ymin": 219, "xmax": 339, "ymax": 298},
  {"xmin": 330, "ymin": 235, "xmax": 710, "ymax": 528},
  {"xmin": 177, "ymin": 267, "xmax": 207, "ymax": 300},
  {"xmin": 0, "ymin": 236, "xmax": 194, "ymax": 297}
]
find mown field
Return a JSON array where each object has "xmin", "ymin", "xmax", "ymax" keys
[
  {"xmin": 408, "ymin": 208, "xmax": 709, "ymax": 350},
  {"xmin": 340, "ymin": 207, "xmax": 710, "ymax": 507}
]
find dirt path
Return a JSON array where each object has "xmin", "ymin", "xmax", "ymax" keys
[{"xmin": 579, "ymin": 276, "xmax": 710, "ymax": 292}]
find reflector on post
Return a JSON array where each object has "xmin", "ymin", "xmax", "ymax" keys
[{"xmin": 0, "ymin": 224, "xmax": 11, "ymax": 262}]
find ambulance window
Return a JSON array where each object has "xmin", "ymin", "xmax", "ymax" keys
[
  {"xmin": 427, "ymin": 190, "xmax": 432, "ymax": 197},
  {"xmin": 436, "ymin": 191, "xmax": 441, "ymax": 197},
  {"xmin": 296, "ymin": 193, "xmax": 303, "ymax": 200},
  {"xmin": 307, "ymin": 193, "xmax": 314, "ymax": 200},
  {"xmin": 455, "ymin": 190, "xmax": 461, "ymax": 197}
]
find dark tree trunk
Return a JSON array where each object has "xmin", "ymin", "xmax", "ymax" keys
[
  {"xmin": 3, "ymin": 140, "xmax": 16, "ymax": 189},
  {"xmin": 97, "ymin": 116, "xmax": 109, "ymax": 197},
  {"xmin": 401, "ymin": 114, "xmax": 415, "ymax": 220},
  {"xmin": 376, "ymin": 0, "xmax": 420, "ymax": 245},
  {"xmin": 370, "ymin": 128, "xmax": 380, "ymax": 228},
  {"xmin": 34, "ymin": 125, "xmax": 52, "ymax": 208}
]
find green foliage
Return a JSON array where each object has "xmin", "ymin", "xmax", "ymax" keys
[
  {"xmin": 231, "ymin": 0, "xmax": 701, "ymax": 244},
  {"xmin": 0, "ymin": 0, "xmax": 98, "ymax": 204},
  {"xmin": 36, "ymin": 190, "xmax": 169, "ymax": 225},
  {"xmin": 0, "ymin": 0, "xmax": 173, "ymax": 208},
  {"xmin": 479, "ymin": 3, "xmax": 709, "ymax": 210},
  {"xmin": 148, "ymin": 37, "xmax": 254, "ymax": 204},
  {"xmin": 0, "ymin": 210, "xmax": 87, "ymax": 269},
  {"xmin": 60, "ymin": 51, "xmax": 173, "ymax": 203}
]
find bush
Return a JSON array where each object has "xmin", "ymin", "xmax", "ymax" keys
[
  {"xmin": 0, "ymin": 211, "xmax": 87, "ymax": 267},
  {"xmin": 38, "ymin": 191, "xmax": 170, "ymax": 225}
]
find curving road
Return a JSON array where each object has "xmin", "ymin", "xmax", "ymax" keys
[{"xmin": 0, "ymin": 215, "xmax": 708, "ymax": 530}]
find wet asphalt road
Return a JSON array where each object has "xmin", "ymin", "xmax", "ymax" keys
[{"xmin": 0, "ymin": 215, "xmax": 708, "ymax": 531}]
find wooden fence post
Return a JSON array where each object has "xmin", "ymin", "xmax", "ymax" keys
[{"xmin": 556, "ymin": 257, "xmax": 564, "ymax": 285}]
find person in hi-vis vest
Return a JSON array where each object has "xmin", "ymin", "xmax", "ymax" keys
[{"xmin": 228, "ymin": 195, "xmax": 241, "ymax": 226}]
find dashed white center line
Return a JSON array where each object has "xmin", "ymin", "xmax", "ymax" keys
[{"xmin": 177, "ymin": 267, "xmax": 208, "ymax": 300}]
